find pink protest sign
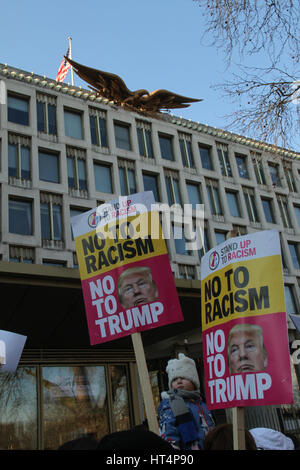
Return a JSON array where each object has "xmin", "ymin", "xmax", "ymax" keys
[
  {"xmin": 71, "ymin": 192, "xmax": 184, "ymax": 345},
  {"xmin": 201, "ymin": 230, "xmax": 293, "ymax": 410}
]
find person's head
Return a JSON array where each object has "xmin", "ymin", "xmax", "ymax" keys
[
  {"xmin": 249, "ymin": 428, "xmax": 295, "ymax": 450},
  {"xmin": 97, "ymin": 429, "xmax": 174, "ymax": 451},
  {"xmin": 227, "ymin": 323, "xmax": 268, "ymax": 374},
  {"xmin": 117, "ymin": 266, "xmax": 158, "ymax": 308},
  {"xmin": 57, "ymin": 436, "xmax": 99, "ymax": 450},
  {"xmin": 166, "ymin": 353, "xmax": 200, "ymax": 391},
  {"xmin": 203, "ymin": 424, "xmax": 257, "ymax": 450}
]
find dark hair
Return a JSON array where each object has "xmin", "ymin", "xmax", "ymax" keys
[
  {"xmin": 97, "ymin": 429, "xmax": 174, "ymax": 451},
  {"xmin": 57, "ymin": 436, "xmax": 99, "ymax": 450},
  {"xmin": 203, "ymin": 423, "xmax": 257, "ymax": 450}
]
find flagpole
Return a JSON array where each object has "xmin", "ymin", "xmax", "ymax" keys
[{"xmin": 68, "ymin": 36, "xmax": 74, "ymax": 86}]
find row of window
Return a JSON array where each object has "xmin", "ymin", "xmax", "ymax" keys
[
  {"xmin": 6, "ymin": 92, "xmax": 300, "ymax": 191},
  {"xmin": 5, "ymin": 237, "xmax": 300, "ymax": 317},
  {"xmin": 5, "ymin": 139, "xmax": 300, "ymax": 230},
  {"xmin": 6, "ymin": 188, "xmax": 300, "ymax": 265}
]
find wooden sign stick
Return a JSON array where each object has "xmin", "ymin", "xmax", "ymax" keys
[
  {"xmin": 131, "ymin": 332, "xmax": 159, "ymax": 435},
  {"xmin": 232, "ymin": 407, "xmax": 246, "ymax": 450}
]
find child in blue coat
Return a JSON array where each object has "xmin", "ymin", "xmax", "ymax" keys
[{"xmin": 158, "ymin": 353, "xmax": 214, "ymax": 450}]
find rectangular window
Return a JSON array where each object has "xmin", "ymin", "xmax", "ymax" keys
[
  {"xmin": 199, "ymin": 145, "xmax": 213, "ymax": 170},
  {"xmin": 143, "ymin": 173, "xmax": 160, "ymax": 202},
  {"xmin": 9, "ymin": 198, "xmax": 32, "ymax": 235},
  {"xmin": 251, "ymin": 153, "xmax": 266, "ymax": 185},
  {"xmin": 198, "ymin": 225, "xmax": 210, "ymax": 258},
  {"xmin": 277, "ymin": 194, "xmax": 292, "ymax": 228},
  {"xmin": 186, "ymin": 182, "xmax": 202, "ymax": 209},
  {"xmin": 173, "ymin": 224, "xmax": 192, "ymax": 256},
  {"xmin": 262, "ymin": 197, "xmax": 275, "ymax": 223},
  {"xmin": 8, "ymin": 134, "xmax": 31, "ymax": 180},
  {"xmin": 70, "ymin": 208, "xmax": 88, "ymax": 240},
  {"xmin": 114, "ymin": 122, "xmax": 131, "ymax": 150},
  {"xmin": 236, "ymin": 154, "xmax": 249, "ymax": 179},
  {"xmin": 36, "ymin": 93, "xmax": 57, "ymax": 135},
  {"xmin": 40, "ymin": 194, "xmax": 62, "ymax": 241},
  {"xmin": 67, "ymin": 147, "xmax": 87, "ymax": 191},
  {"xmin": 7, "ymin": 93, "xmax": 29, "ymax": 125},
  {"xmin": 164, "ymin": 171, "xmax": 182, "ymax": 205},
  {"xmin": 94, "ymin": 162, "xmax": 113, "ymax": 193},
  {"xmin": 284, "ymin": 285, "xmax": 297, "ymax": 314},
  {"xmin": 206, "ymin": 179, "xmax": 222, "ymax": 215},
  {"xmin": 288, "ymin": 242, "xmax": 300, "ymax": 269},
  {"xmin": 215, "ymin": 231, "xmax": 227, "ymax": 245},
  {"xmin": 89, "ymin": 108, "xmax": 108, "ymax": 147},
  {"xmin": 226, "ymin": 191, "xmax": 241, "ymax": 217},
  {"xmin": 179, "ymin": 133, "xmax": 194, "ymax": 168},
  {"xmin": 294, "ymin": 205, "xmax": 300, "ymax": 227},
  {"xmin": 38, "ymin": 149, "xmax": 59, "ymax": 183},
  {"xmin": 137, "ymin": 121, "xmax": 153, "ymax": 158},
  {"xmin": 217, "ymin": 143, "xmax": 232, "ymax": 177},
  {"xmin": 118, "ymin": 159, "xmax": 136, "ymax": 196},
  {"xmin": 64, "ymin": 109, "xmax": 83, "ymax": 139},
  {"xmin": 269, "ymin": 162, "xmax": 281, "ymax": 187},
  {"xmin": 159, "ymin": 134, "xmax": 174, "ymax": 161},
  {"xmin": 243, "ymin": 188, "xmax": 259, "ymax": 222},
  {"xmin": 284, "ymin": 164, "xmax": 297, "ymax": 192}
]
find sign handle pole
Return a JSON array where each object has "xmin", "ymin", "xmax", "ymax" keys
[
  {"xmin": 131, "ymin": 332, "xmax": 159, "ymax": 435},
  {"xmin": 232, "ymin": 407, "xmax": 246, "ymax": 450}
]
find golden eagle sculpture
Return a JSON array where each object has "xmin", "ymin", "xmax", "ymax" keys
[{"xmin": 65, "ymin": 57, "xmax": 202, "ymax": 115}]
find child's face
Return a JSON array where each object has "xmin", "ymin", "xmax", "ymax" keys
[{"xmin": 171, "ymin": 377, "xmax": 195, "ymax": 391}]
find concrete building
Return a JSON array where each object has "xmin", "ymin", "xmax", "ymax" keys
[{"xmin": 0, "ymin": 63, "xmax": 299, "ymax": 448}]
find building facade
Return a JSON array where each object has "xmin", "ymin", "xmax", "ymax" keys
[{"xmin": 0, "ymin": 63, "xmax": 299, "ymax": 449}]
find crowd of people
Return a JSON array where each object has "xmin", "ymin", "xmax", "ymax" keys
[{"xmin": 57, "ymin": 353, "xmax": 298, "ymax": 452}]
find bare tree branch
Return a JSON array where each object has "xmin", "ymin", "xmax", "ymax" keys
[{"xmin": 193, "ymin": 0, "xmax": 300, "ymax": 149}]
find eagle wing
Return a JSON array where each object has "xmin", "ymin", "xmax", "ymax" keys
[
  {"xmin": 65, "ymin": 57, "xmax": 135, "ymax": 103},
  {"xmin": 141, "ymin": 89, "xmax": 202, "ymax": 112}
]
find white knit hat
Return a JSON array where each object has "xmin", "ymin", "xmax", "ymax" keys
[
  {"xmin": 166, "ymin": 353, "xmax": 200, "ymax": 390},
  {"xmin": 249, "ymin": 428, "xmax": 294, "ymax": 450}
]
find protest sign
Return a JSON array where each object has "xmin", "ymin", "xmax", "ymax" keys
[
  {"xmin": 72, "ymin": 192, "xmax": 184, "ymax": 433},
  {"xmin": 0, "ymin": 330, "xmax": 27, "ymax": 372},
  {"xmin": 201, "ymin": 229, "xmax": 293, "ymax": 411},
  {"xmin": 71, "ymin": 191, "xmax": 184, "ymax": 345}
]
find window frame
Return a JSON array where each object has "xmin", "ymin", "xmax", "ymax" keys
[
  {"xmin": 89, "ymin": 108, "xmax": 108, "ymax": 148},
  {"xmin": 118, "ymin": 160, "xmax": 136, "ymax": 196},
  {"xmin": 8, "ymin": 134, "xmax": 31, "ymax": 181},
  {"xmin": 137, "ymin": 122, "xmax": 153, "ymax": 158},
  {"xmin": 38, "ymin": 149, "xmax": 60, "ymax": 184},
  {"xmin": 226, "ymin": 190, "xmax": 242, "ymax": 218},
  {"xmin": 36, "ymin": 94, "xmax": 57, "ymax": 135},
  {"xmin": 9, "ymin": 197, "xmax": 33, "ymax": 236},
  {"xmin": 7, "ymin": 92, "xmax": 29, "ymax": 126},
  {"xmin": 142, "ymin": 172, "xmax": 160, "ymax": 202},
  {"xmin": 40, "ymin": 195, "xmax": 63, "ymax": 242},
  {"xmin": 64, "ymin": 108, "xmax": 84, "ymax": 140},
  {"xmin": 94, "ymin": 162, "xmax": 113, "ymax": 194},
  {"xmin": 199, "ymin": 144, "xmax": 213, "ymax": 171},
  {"xmin": 179, "ymin": 133, "xmax": 194, "ymax": 168},
  {"xmin": 243, "ymin": 187, "xmax": 259, "ymax": 223},
  {"xmin": 206, "ymin": 179, "xmax": 223, "ymax": 216},
  {"xmin": 235, "ymin": 153, "xmax": 249, "ymax": 179},
  {"xmin": 261, "ymin": 197, "xmax": 276, "ymax": 224},
  {"xmin": 217, "ymin": 143, "xmax": 232, "ymax": 177},
  {"xmin": 159, "ymin": 133, "xmax": 174, "ymax": 161},
  {"xmin": 114, "ymin": 122, "xmax": 131, "ymax": 151}
]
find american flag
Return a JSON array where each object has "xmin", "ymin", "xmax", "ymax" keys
[{"xmin": 56, "ymin": 47, "xmax": 71, "ymax": 82}]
